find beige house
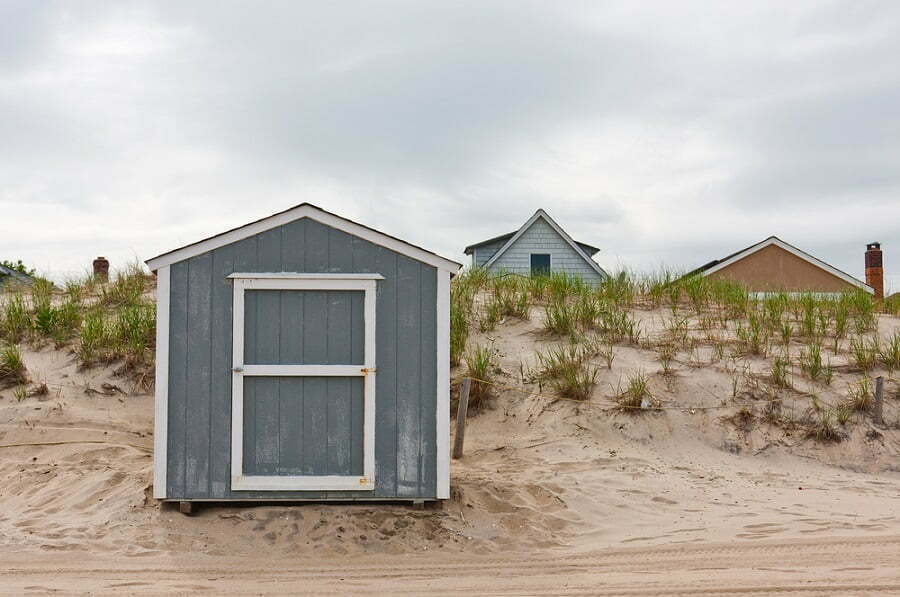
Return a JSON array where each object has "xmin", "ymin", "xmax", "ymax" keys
[{"xmin": 689, "ymin": 236, "xmax": 873, "ymax": 295}]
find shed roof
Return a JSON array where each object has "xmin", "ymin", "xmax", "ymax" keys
[
  {"xmin": 686, "ymin": 236, "xmax": 873, "ymax": 293},
  {"xmin": 145, "ymin": 203, "xmax": 463, "ymax": 273}
]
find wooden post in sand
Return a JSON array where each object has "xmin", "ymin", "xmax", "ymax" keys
[
  {"xmin": 452, "ymin": 378, "xmax": 471, "ymax": 460},
  {"xmin": 873, "ymin": 376, "xmax": 884, "ymax": 425}
]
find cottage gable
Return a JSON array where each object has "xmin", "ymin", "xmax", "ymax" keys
[{"xmin": 477, "ymin": 210, "xmax": 607, "ymax": 281}]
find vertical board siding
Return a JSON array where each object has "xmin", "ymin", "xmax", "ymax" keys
[
  {"xmin": 166, "ymin": 261, "xmax": 189, "ymax": 497},
  {"xmin": 185, "ymin": 253, "xmax": 213, "ymax": 497},
  {"xmin": 166, "ymin": 217, "xmax": 438, "ymax": 499},
  {"xmin": 473, "ymin": 237, "xmax": 510, "ymax": 267},
  {"xmin": 395, "ymin": 256, "xmax": 421, "ymax": 496},
  {"xmin": 486, "ymin": 218, "xmax": 605, "ymax": 282}
]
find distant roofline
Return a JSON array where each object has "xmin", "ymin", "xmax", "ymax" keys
[
  {"xmin": 465, "ymin": 230, "xmax": 601, "ymax": 257},
  {"xmin": 479, "ymin": 209, "xmax": 608, "ymax": 277},
  {"xmin": 687, "ymin": 235, "xmax": 873, "ymax": 293}
]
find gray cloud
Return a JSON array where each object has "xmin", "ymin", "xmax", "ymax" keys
[{"xmin": 0, "ymin": 1, "xmax": 898, "ymax": 289}]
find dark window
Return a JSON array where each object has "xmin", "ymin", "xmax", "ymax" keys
[{"xmin": 530, "ymin": 254, "xmax": 551, "ymax": 276}]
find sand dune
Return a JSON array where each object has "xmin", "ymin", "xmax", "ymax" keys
[{"xmin": 0, "ymin": 307, "xmax": 899, "ymax": 594}]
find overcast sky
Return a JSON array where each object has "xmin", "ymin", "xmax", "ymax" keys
[{"xmin": 1, "ymin": 1, "xmax": 898, "ymax": 289}]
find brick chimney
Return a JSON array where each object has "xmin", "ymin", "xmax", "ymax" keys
[
  {"xmin": 93, "ymin": 256, "xmax": 110, "ymax": 282},
  {"xmin": 865, "ymin": 242, "xmax": 883, "ymax": 299}
]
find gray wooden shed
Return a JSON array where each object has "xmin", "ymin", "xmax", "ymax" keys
[
  {"xmin": 146, "ymin": 204, "xmax": 461, "ymax": 503},
  {"xmin": 463, "ymin": 209, "xmax": 608, "ymax": 282}
]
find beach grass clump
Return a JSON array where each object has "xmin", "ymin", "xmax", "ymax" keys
[
  {"xmin": 450, "ymin": 301, "xmax": 468, "ymax": 367},
  {"xmin": 656, "ymin": 342, "xmax": 676, "ymax": 375},
  {"xmin": 1, "ymin": 293, "xmax": 30, "ymax": 342},
  {"xmin": 846, "ymin": 377, "xmax": 873, "ymax": 412},
  {"xmin": 75, "ymin": 311, "xmax": 107, "ymax": 365},
  {"xmin": 598, "ymin": 270, "xmax": 637, "ymax": 308},
  {"xmin": 770, "ymin": 354, "xmax": 791, "ymax": 388},
  {"xmin": 449, "ymin": 268, "xmax": 488, "ymax": 366},
  {"xmin": 464, "ymin": 344, "xmax": 495, "ymax": 408},
  {"xmin": 546, "ymin": 272, "xmax": 586, "ymax": 303},
  {"xmin": 532, "ymin": 341, "xmax": 600, "ymax": 401},
  {"xmin": 798, "ymin": 343, "xmax": 824, "ymax": 381},
  {"xmin": 878, "ymin": 332, "xmax": 900, "ymax": 372},
  {"xmin": 805, "ymin": 409, "xmax": 842, "ymax": 443},
  {"xmin": 543, "ymin": 299, "xmax": 577, "ymax": 336},
  {"xmin": 99, "ymin": 262, "xmax": 152, "ymax": 307},
  {"xmin": 526, "ymin": 274, "xmax": 549, "ymax": 302},
  {"xmin": 884, "ymin": 293, "xmax": 900, "ymax": 316},
  {"xmin": 616, "ymin": 370, "xmax": 652, "ymax": 411},
  {"xmin": 487, "ymin": 275, "xmax": 529, "ymax": 320},
  {"xmin": 735, "ymin": 313, "xmax": 768, "ymax": 356},
  {"xmin": 850, "ymin": 336, "xmax": 878, "ymax": 372},
  {"xmin": 0, "ymin": 344, "xmax": 27, "ymax": 388},
  {"xmin": 647, "ymin": 270, "xmax": 676, "ymax": 308},
  {"xmin": 110, "ymin": 302, "xmax": 155, "ymax": 359},
  {"xmin": 711, "ymin": 278, "xmax": 750, "ymax": 322}
]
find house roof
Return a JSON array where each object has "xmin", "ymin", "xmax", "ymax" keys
[
  {"xmin": 475, "ymin": 209, "xmax": 608, "ymax": 277},
  {"xmin": 0, "ymin": 263, "xmax": 34, "ymax": 285},
  {"xmin": 145, "ymin": 203, "xmax": 463, "ymax": 274},
  {"xmin": 464, "ymin": 232, "xmax": 601, "ymax": 257},
  {"xmin": 687, "ymin": 236, "xmax": 873, "ymax": 294}
]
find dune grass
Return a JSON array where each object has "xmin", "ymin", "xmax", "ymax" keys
[
  {"xmin": 0, "ymin": 262, "xmax": 156, "ymax": 374},
  {"xmin": 0, "ymin": 344, "xmax": 27, "ymax": 388},
  {"xmin": 464, "ymin": 343, "xmax": 495, "ymax": 409}
]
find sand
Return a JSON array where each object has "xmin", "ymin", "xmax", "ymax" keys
[{"xmin": 0, "ymin": 307, "xmax": 899, "ymax": 594}]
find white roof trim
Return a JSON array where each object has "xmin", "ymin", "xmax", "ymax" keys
[
  {"xmin": 482, "ymin": 209, "xmax": 608, "ymax": 277},
  {"xmin": 145, "ymin": 203, "xmax": 462, "ymax": 273},
  {"xmin": 701, "ymin": 237, "xmax": 873, "ymax": 294}
]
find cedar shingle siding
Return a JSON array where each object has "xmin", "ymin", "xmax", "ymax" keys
[{"xmin": 483, "ymin": 218, "xmax": 605, "ymax": 282}]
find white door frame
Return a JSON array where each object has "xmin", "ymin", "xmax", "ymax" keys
[{"xmin": 229, "ymin": 273, "xmax": 381, "ymax": 491}]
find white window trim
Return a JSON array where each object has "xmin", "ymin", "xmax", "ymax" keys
[
  {"xmin": 230, "ymin": 274, "xmax": 377, "ymax": 492},
  {"xmin": 529, "ymin": 252, "xmax": 553, "ymax": 275},
  {"xmin": 153, "ymin": 265, "xmax": 170, "ymax": 499}
]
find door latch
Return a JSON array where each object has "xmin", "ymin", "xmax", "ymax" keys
[{"xmin": 232, "ymin": 366, "xmax": 243, "ymax": 373}]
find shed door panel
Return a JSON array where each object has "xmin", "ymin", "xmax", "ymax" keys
[
  {"xmin": 242, "ymin": 376, "xmax": 364, "ymax": 476},
  {"xmin": 243, "ymin": 290, "xmax": 364, "ymax": 365}
]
